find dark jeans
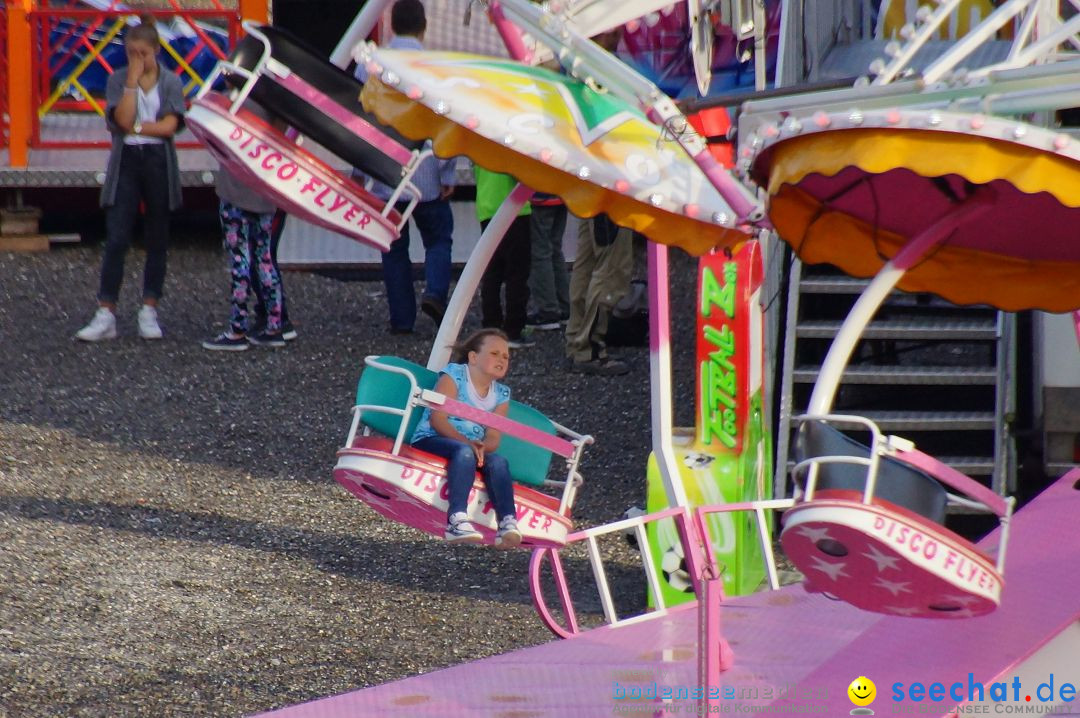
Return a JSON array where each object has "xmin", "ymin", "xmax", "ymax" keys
[
  {"xmin": 382, "ymin": 199, "xmax": 453, "ymax": 330},
  {"xmin": 528, "ymin": 203, "xmax": 569, "ymax": 317},
  {"xmin": 480, "ymin": 215, "xmax": 531, "ymax": 339},
  {"xmin": 413, "ymin": 435, "xmax": 516, "ymax": 521},
  {"xmin": 98, "ymin": 144, "xmax": 170, "ymax": 303}
]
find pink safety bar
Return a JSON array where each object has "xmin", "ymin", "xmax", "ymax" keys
[
  {"xmin": 424, "ymin": 393, "xmax": 577, "ymax": 458},
  {"xmin": 894, "ymin": 447, "xmax": 1009, "ymax": 517},
  {"xmin": 1074, "ymin": 310, "xmax": 1080, "ymax": 348},
  {"xmin": 528, "ymin": 548, "xmax": 578, "ymax": 639},
  {"xmin": 529, "ymin": 506, "xmax": 690, "ymax": 638},
  {"xmin": 273, "ymin": 71, "xmax": 415, "ymax": 167}
]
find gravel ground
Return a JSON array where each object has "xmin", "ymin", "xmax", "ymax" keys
[{"xmin": 0, "ymin": 226, "xmax": 715, "ymax": 717}]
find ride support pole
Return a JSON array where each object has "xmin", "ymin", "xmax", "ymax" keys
[{"xmin": 7, "ymin": 0, "xmax": 33, "ymax": 167}]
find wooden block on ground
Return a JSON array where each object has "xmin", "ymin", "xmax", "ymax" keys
[
  {"xmin": 0, "ymin": 235, "xmax": 50, "ymax": 252},
  {"xmin": 1, "ymin": 208, "xmax": 43, "ymax": 236}
]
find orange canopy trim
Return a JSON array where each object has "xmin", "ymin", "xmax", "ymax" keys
[{"xmin": 762, "ymin": 128, "xmax": 1080, "ymax": 210}]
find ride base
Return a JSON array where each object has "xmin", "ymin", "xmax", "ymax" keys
[{"xmin": 254, "ymin": 470, "xmax": 1080, "ymax": 717}]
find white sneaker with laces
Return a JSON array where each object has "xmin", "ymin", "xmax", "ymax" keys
[
  {"xmin": 75, "ymin": 307, "xmax": 117, "ymax": 342},
  {"xmin": 137, "ymin": 305, "xmax": 163, "ymax": 340},
  {"xmin": 444, "ymin": 512, "xmax": 483, "ymax": 544},
  {"xmin": 495, "ymin": 515, "xmax": 522, "ymax": 549}
]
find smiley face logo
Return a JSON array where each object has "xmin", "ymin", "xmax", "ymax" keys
[{"xmin": 848, "ymin": 676, "xmax": 876, "ymax": 707}]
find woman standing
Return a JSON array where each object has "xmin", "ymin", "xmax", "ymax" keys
[{"xmin": 76, "ymin": 14, "xmax": 185, "ymax": 342}]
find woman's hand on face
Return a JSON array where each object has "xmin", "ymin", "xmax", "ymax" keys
[
  {"xmin": 126, "ymin": 48, "xmax": 145, "ymax": 80},
  {"xmin": 471, "ymin": 441, "xmax": 485, "ymax": 467}
]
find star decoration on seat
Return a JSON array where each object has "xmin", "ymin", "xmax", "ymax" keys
[
  {"xmin": 808, "ymin": 555, "xmax": 849, "ymax": 582},
  {"xmin": 862, "ymin": 544, "xmax": 901, "ymax": 573},
  {"xmin": 795, "ymin": 525, "xmax": 834, "ymax": 543},
  {"xmin": 872, "ymin": 576, "xmax": 912, "ymax": 597}
]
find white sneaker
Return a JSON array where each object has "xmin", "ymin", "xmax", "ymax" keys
[
  {"xmin": 75, "ymin": 307, "xmax": 117, "ymax": 342},
  {"xmin": 495, "ymin": 515, "xmax": 522, "ymax": 549},
  {"xmin": 137, "ymin": 305, "xmax": 163, "ymax": 340},
  {"xmin": 444, "ymin": 512, "xmax": 483, "ymax": 544}
]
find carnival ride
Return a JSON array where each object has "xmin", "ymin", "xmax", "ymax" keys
[{"xmin": 179, "ymin": 0, "xmax": 1080, "ymax": 714}]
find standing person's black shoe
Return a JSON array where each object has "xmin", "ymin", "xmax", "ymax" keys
[
  {"xmin": 570, "ymin": 356, "xmax": 630, "ymax": 376},
  {"xmin": 526, "ymin": 312, "xmax": 562, "ymax": 330},
  {"xmin": 247, "ymin": 331, "xmax": 286, "ymax": 348},
  {"xmin": 420, "ymin": 296, "xmax": 446, "ymax": 327}
]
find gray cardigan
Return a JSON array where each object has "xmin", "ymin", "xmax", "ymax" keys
[{"xmin": 100, "ymin": 69, "xmax": 186, "ymax": 210}]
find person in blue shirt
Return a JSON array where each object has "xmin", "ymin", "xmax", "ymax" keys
[
  {"xmin": 354, "ymin": 0, "xmax": 456, "ymax": 335},
  {"xmin": 411, "ymin": 328, "xmax": 522, "ymax": 547}
]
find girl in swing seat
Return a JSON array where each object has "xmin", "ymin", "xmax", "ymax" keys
[{"xmin": 411, "ymin": 329, "xmax": 522, "ymax": 548}]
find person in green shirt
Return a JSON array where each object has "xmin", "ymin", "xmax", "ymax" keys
[{"xmin": 474, "ymin": 167, "xmax": 534, "ymax": 348}]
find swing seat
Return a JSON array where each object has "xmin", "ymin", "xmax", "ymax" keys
[
  {"xmin": 224, "ymin": 23, "xmax": 425, "ymax": 190},
  {"xmin": 333, "ymin": 356, "xmax": 593, "ymax": 548},
  {"xmin": 186, "ymin": 92, "xmax": 403, "ymax": 251},
  {"xmin": 780, "ymin": 416, "xmax": 1010, "ymax": 618}
]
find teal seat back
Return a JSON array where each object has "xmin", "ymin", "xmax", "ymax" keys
[
  {"xmin": 355, "ymin": 356, "xmax": 437, "ymax": 441},
  {"xmin": 498, "ymin": 401, "xmax": 557, "ymax": 486}
]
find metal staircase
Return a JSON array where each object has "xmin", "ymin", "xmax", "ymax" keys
[{"xmin": 775, "ymin": 259, "xmax": 1017, "ymax": 501}]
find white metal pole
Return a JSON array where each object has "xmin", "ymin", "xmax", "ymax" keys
[
  {"xmin": 427, "ymin": 184, "xmax": 534, "ymax": 370},
  {"xmin": 329, "ymin": 0, "xmax": 395, "ymax": 69},
  {"xmin": 648, "ymin": 242, "xmax": 690, "ymax": 508}
]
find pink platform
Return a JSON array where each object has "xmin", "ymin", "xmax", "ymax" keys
[{"xmin": 255, "ymin": 470, "xmax": 1080, "ymax": 717}]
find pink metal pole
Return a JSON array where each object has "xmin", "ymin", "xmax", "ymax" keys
[{"xmin": 488, "ymin": 1, "xmax": 534, "ymax": 63}]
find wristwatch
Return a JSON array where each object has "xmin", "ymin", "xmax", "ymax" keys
[{"xmin": 133, "ymin": 120, "xmax": 143, "ymax": 135}]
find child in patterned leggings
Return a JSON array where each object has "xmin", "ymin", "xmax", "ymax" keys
[{"xmin": 201, "ymin": 164, "xmax": 285, "ymax": 351}]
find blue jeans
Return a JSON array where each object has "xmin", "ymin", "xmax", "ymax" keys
[
  {"xmin": 382, "ymin": 199, "xmax": 453, "ymax": 330},
  {"xmin": 413, "ymin": 435, "xmax": 516, "ymax": 521},
  {"xmin": 98, "ymin": 144, "xmax": 170, "ymax": 303}
]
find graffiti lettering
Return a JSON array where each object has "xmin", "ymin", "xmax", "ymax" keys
[{"xmin": 699, "ymin": 261, "xmax": 741, "ymax": 449}]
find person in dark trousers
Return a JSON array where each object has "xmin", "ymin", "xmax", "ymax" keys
[
  {"xmin": 526, "ymin": 192, "xmax": 570, "ymax": 330},
  {"xmin": 354, "ymin": 0, "xmax": 455, "ymax": 335},
  {"xmin": 76, "ymin": 14, "xmax": 184, "ymax": 342},
  {"xmin": 475, "ymin": 167, "xmax": 533, "ymax": 348}
]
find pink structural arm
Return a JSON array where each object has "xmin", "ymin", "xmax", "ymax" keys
[
  {"xmin": 274, "ymin": 72, "xmax": 414, "ymax": 166},
  {"xmin": 421, "ymin": 392, "xmax": 576, "ymax": 458},
  {"xmin": 894, "ymin": 447, "xmax": 1009, "ymax": 516},
  {"xmin": 488, "ymin": 1, "xmax": 534, "ymax": 63}
]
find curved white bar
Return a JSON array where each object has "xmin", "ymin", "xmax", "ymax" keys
[
  {"xmin": 807, "ymin": 191, "xmax": 995, "ymax": 415},
  {"xmin": 329, "ymin": 0, "xmax": 394, "ymax": 69},
  {"xmin": 427, "ymin": 184, "xmax": 534, "ymax": 370}
]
